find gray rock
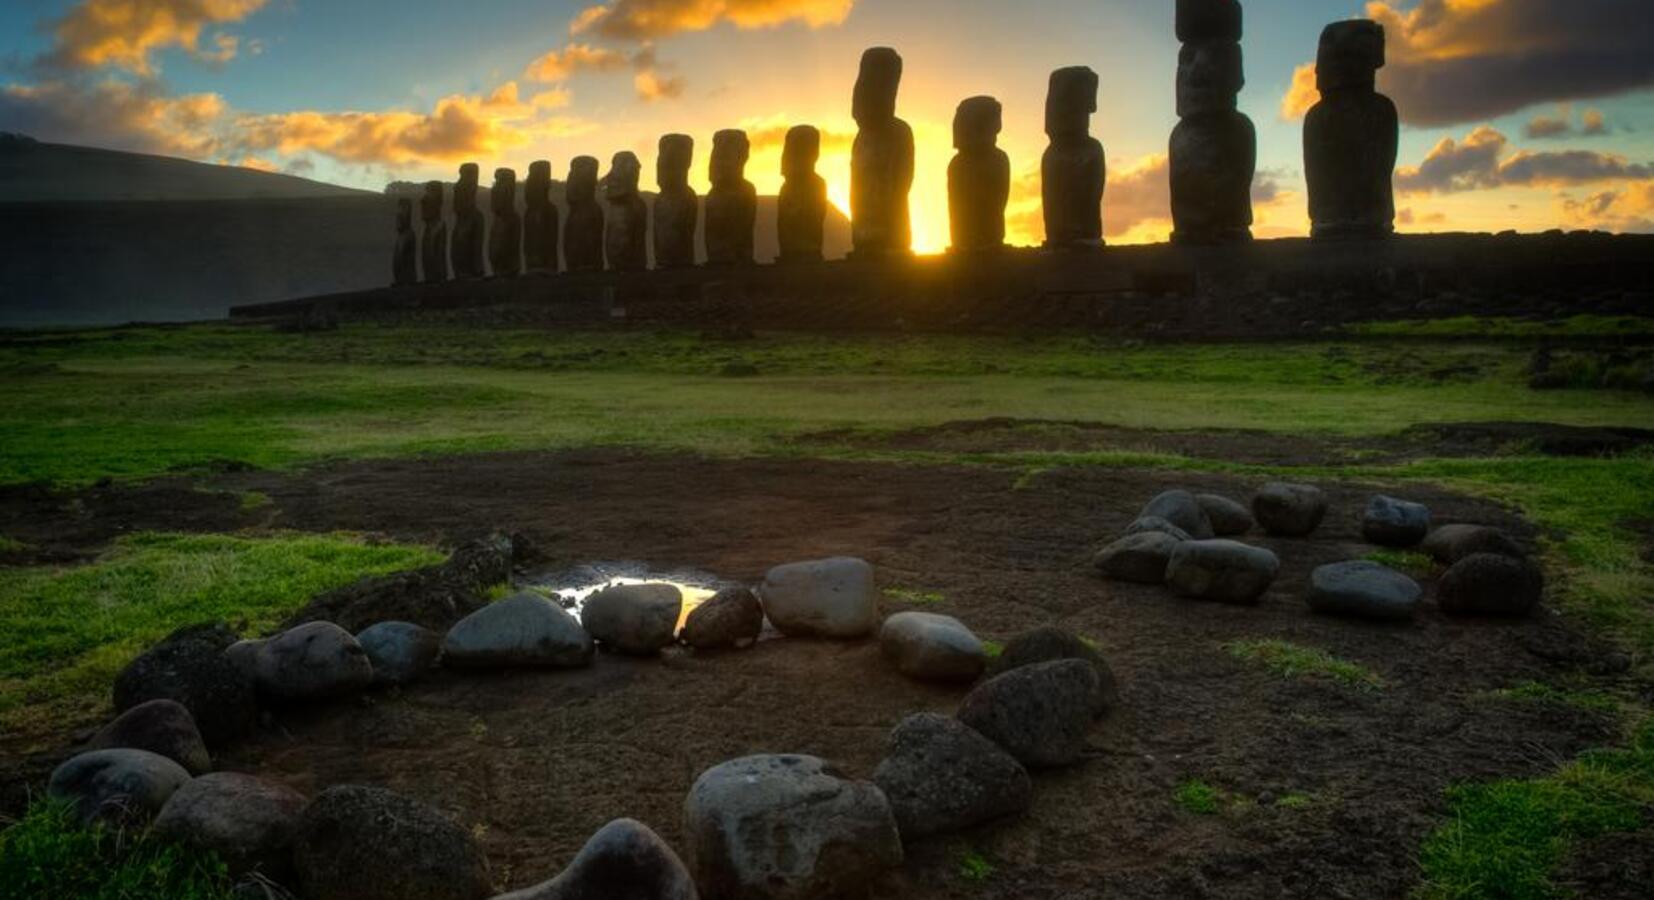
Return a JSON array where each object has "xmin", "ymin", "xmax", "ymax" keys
[
  {"xmin": 985, "ymin": 626, "xmax": 1119, "ymax": 715},
  {"xmin": 153, "ymin": 772, "xmax": 307, "ymax": 877},
  {"xmin": 872, "ymin": 713, "xmax": 1031, "ymax": 839},
  {"xmin": 683, "ymin": 754, "xmax": 901, "ymax": 900},
  {"xmin": 1307, "ymin": 561, "xmax": 1422, "ymax": 621},
  {"xmin": 1437, "ymin": 553, "xmax": 1544, "ymax": 617},
  {"xmin": 582, "ymin": 583, "xmax": 682, "ymax": 655},
  {"xmin": 356, "ymin": 621, "xmax": 441, "ymax": 686},
  {"xmin": 1363, "ymin": 495, "xmax": 1432, "ymax": 547},
  {"xmin": 1252, "ymin": 482, "xmax": 1328, "ymax": 536},
  {"xmin": 758, "ymin": 557, "xmax": 879, "ymax": 639},
  {"xmin": 89, "ymin": 698, "xmax": 210, "ymax": 775},
  {"xmin": 293, "ymin": 785, "xmax": 490, "ymax": 900},
  {"xmin": 233, "ymin": 622, "xmax": 373, "ymax": 702},
  {"xmin": 442, "ymin": 593, "xmax": 594, "ymax": 669},
  {"xmin": 1197, "ymin": 493, "xmax": 1254, "ymax": 536},
  {"xmin": 113, "ymin": 622, "xmax": 255, "ymax": 747},
  {"xmin": 878, "ymin": 611, "xmax": 986, "ymax": 682},
  {"xmin": 284, "ymin": 534, "xmax": 513, "ymax": 634},
  {"xmin": 1165, "ymin": 539, "xmax": 1281, "ymax": 604},
  {"xmin": 490, "ymin": 818, "xmax": 695, "ymax": 900},
  {"xmin": 681, "ymin": 586, "xmax": 763, "ymax": 650},
  {"xmin": 1422, "ymin": 524, "xmax": 1526, "ymax": 564},
  {"xmin": 1123, "ymin": 516, "xmax": 1192, "ymax": 541},
  {"xmin": 48, "ymin": 748, "xmax": 191, "ymax": 826},
  {"xmin": 956, "ymin": 659, "xmax": 1098, "ymax": 768},
  {"xmin": 1093, "ymin": 531, "xmax": 1180, "ymax": 584},
  {"xmin": 1139, "ymin": 489, "xmax": 1214, "ymax": 539}
]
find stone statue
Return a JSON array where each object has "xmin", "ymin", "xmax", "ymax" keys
[
  {"xmin": 563, "ymin": 156, "xmax": 605, "ymax": 273},
  {"xmin": 778, "ymin": 125, "xmax": 827, "ymax": 263},
  {"xmin": 449, "ymin": 162, "xmax": 486, "ymax": 278},
  {"xmin": 523, "ymin": 160, "xmax": 559, "ymax": 273},
  {"xmin": 1041, "ymin": 67, "xmax": 1105, "ymax": 250},
  {"xmin": 603, "ymin": 151, "xmax": 648, "ymax": 272},
  {"xmin": 392, "ymin": 198, "xmax": 417, "ymax": 286},
  {"xmin": 1305, "ymin": 20, "xmax": 1397, "ymax": 240},
  {"xmin": 488, "ymin": 168, "xmax": 521, "ymax": 277},
  {"xmin": 418, "ymin": 181, "xmax": 447, "ymax": 284},
  {"xmin": 1169, "ymin": 0, "xmax": 1254, "ymax": 244},
  {"xmin": 948, "ymin": 96, "xmax": 1010, "ymax": 253},
  {"xmin": 850, "ymin": 47, "xmax": 915, "ymax": 259},
  {"xmin": 704, "ymin": 129, "xmax": 757, "ymax": 265},
  {"xmin": 653, "ymin": 134, "xmax": 698, "ymax": 268}
]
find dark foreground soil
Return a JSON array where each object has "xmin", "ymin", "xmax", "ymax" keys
[{"xmin": 2, "ymin": 448, "xmax": 1637, "ymax": 898}]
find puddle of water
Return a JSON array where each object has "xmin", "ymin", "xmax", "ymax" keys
[{"xmin": 526, "ymin": 562, "xmax": 723, "ymax": 633}]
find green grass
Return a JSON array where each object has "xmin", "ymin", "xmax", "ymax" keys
[
  {"xmin": 0, "ymin": 536, "xmax": 27, "ymax": 554},
  {"xmin": 235, "ymin": 491, "xmax": 272, "ymax": 511},
  {"xmin": 1483, "ymin": 680, "xmax": 1622, "ymax": 716},
  {"xmin": 957, "ymin": 849, "xmax": 995, "ymax": 882},
  {"xmin": 1174, "ymin": 779, "xmax": 1225, "ymax": 815},
  {"xmin": 1363, "ymin": 548, "xmax": 1437, "ymax": 577},
  {"xmin": 1276, "ymin": 793, "xmax": 1315, "ymax": 809},
  {"xmin": 0, "ymin": 532, "xmax": 441, "ymax": 737},
  {"xmin": 1226, "ymin": 638, "xmax": 1385, "ymax": 690},
  {"xmin": 980, "ymin": 640, "xmax": 1003, "ymax": 659},
  {"xmin": 883, "ymin": 587, "xmax": 946, "ymax": 606},
  {"xmin": 1347, "ymin": 315, "xmax": 1654, "ymax": 339},
  {"xmin": 1416, "ymin": 720, "xmax": 1654, "ymax": 900},
  {"xmin": 0, "ymin": 799, "xmax": 236, "ymax": 900}
]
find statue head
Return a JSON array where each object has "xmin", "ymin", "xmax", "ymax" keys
[
  {"xmin": 657, "ymin": 134, "xmax": 693, "ymax": 190},
  {"xmin": 853, "ymin": 47, "xmax": 903, "ymax": 125},
  {"xmin": 953, "ymin": 96, "xmax": 1002, "ymax": 151},
  {"xmin": 567, "ymin": 156, "xmax": 600, "ymax": 203},
  {"xmin": 1317, "ymin": 20, "xmax": 1384, "ymax": 93},
  {"xmin": 1176, "ymin": 40, "xmax": 1244, "ymax": 118},
  {"xmin": 1045, "ymin": 67, "xmax": 1098, "ymax": 140},
  {"xmin": 491, "ymin": 168, "xmax": 516, "ymax": 214},
  {"xmin": 710, "ymin": 129, "xmax": 750, "ymax": 187},
  {"xmin": 782, "ymin": 125, "xmax": 820, "ymax": 179},
  {"xmin": 455, "ymin": 162, "xmax": 479, "ymax": 204},
  {"xmin": 396, "ymin": 197, "xmax": 412, "ymax": 230},
  {"xmin": 419, "ymin": 181, "xmax": 443, "ymax": 221},
  {"xmin": 1175, "ymin": 0, "xmax": 1243, "ymax": 44},
  {"xmin": 604, "ymin": 151, "xmax": 642, "ymax": 198},
  {"xmin": 526, "ymin": 160, "xmax": 551, "ymax": 191}
]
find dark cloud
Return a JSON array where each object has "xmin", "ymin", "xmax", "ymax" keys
[
  {"xmin": 1396, "ymin": 125, "xmax": 1654, "ymax": 193},
  {"xmin": 1368, "ymin": 0, "xmax": 1654, "ymax": 127},
  {"xmin": 572, "ymin": 0, "xmax": 854, "ymax": 42}
]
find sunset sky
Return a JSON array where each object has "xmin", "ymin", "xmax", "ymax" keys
[{"xmin": 2, "ymin": 0, "xmax": 1651, "ymax": 252}]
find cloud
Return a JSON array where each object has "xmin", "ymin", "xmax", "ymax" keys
[
  {"xmin": 1525, "ymin": 107, "xmax": 1610, "ymax": 140},
  {"xmin": 231, "ymin": 82, "xmax": 589, "ymax": 167},
  {"xmin": 37, "ymin": 0, "xmax": 268, "ymax": 75},
  {"xmin": 571, "ymin": 0, "xmax": 855, "ymax": 42},
  {"xmin": 1280, "ymin": 1, "xmax": 1654, "ymax": 127},
  {"xmin": 0, "ymin": 77, "xmax": 226, "ymax": 156},
  {"xmin": 1561, "ymin": 183, "xmax": 1654, "ymax": 232},
  {"xmin": 522, "ymin": 43, "xmax": 630, "ymax": 81},
  {"xmin": 633, "ymin": 68, "xmax": 685, "ymax": 101},
  {"xmin": 1582, "ymin": 108, "xmax": 1609, "ymax": 136},
  {"xmin": 742, "ymin": 116, "xmax": 853, "ymax": 153},
  {"xmin": 1396, "ymin": 125, "xmax": 1654, "ymax": 193}
]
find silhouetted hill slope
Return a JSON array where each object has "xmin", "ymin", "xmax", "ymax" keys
[{"xmin": 0, "ymin": 133, "xmax": 373, "ymax": 202}]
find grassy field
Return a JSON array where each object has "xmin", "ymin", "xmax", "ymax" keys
[{"xmin": 1, "ymin": 320, "xmax": 1652, "ymax": 897}]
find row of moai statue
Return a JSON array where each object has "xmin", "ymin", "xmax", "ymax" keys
[{"xmin": 392, "ymin": 0, "xmax": 1400, "ymax": 284}]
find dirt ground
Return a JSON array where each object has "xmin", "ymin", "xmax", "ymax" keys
[{"xmin": 2, "ymin": 442, "xmax": 1636, "ymax": 898}]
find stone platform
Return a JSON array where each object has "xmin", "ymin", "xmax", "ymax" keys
[{"xmin": 229, "ymin": 232, "xmax": 1654, "ymax": 338}]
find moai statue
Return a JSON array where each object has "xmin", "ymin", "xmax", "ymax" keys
[
  {"xmin": 523, "ymin": 160, "xmax": 560, "ymax": 273},
  {"xmin": 488, "ymin": 168, "xmax": 522, "ymax": 277},
  {"xmin": 778, "ymin": 125, "xmax": 827, "ymax": 263},
  {"xmin": 603, "ymin": 151, "xmax": 648, "ymax": 272},
  {"xmin": 449, "ymin": 163, "xmax": 486, "ymax": 278},
  {"xmin": 392, "ymin": 197, "xmax": 418, "ymax": 286},
  {"xmin": 948, "ymin": 96, "xmax": 1010, "ymax": 253},
  {"xmin": 850, "ymin": 47, "xmax": 915, "ymax": 259},
  {"xmin": 1305, "ymin": 20, "xmax": 1397, "ymax": 240},
  {"xmin": 1042, "ymin": 66, "xmax": 1105, "ymax": 250},
  {"xmin": 418, "ymin": 181, "xmax": 447, "ymax": 284},
  {"xmin": 1169, "ymin": 0, "xmax": 1255, "ymax": 245},
  {"xmin": 653, "ymin": 134, "xmax": 698, "ymax": 268},
  {"xmin": 704, "ymin": 129, "xmax": 757, "ymax": 265},
  {"xmin": 563, "ymin": 156, "xmax": 605, "ymax": 273}
]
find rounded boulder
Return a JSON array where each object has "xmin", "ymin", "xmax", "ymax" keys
[
  {"xmin": 956, "ymin": 659, "xmax": 1098, "ymax": 768},
  {"xmin": 985, "ymin": 625, "xmax": 1119, "ymax": 715},
  {"xmin": 872, "ymin": 713, "xmax": 1031, "ymax": 840},
  {"xmin": 1093, "ymin": 531, "xmax": 1180, "ymax": 584},
  {"xmin": 89, "ymin": 698, "xmax": 211, "ymax": 775},
  {"xmin": 1138, "ymin": 489, "xmax": 1214, "ymax": 539},
  {"xmin": 442, "ymin": 593, "xmax": 594, "ymax": 669},
  {"xmin": 878, "ymin": 611, "xmax": 986, "ymax": 682},
  {"xmin": 684, "ymin": 754, "xmax": 901, "ymax": 900},
  {"xmin": 1422, "ymin": 524, "xmax": 1526, "ymax": 565},
  {"xmin": 1307, "ymin": 560, "xmax": 1422, "ymax": 621},
  {"xmin": 112, "ymin": 622, "xmax": 255, "ymax": 747},
  {"xmin": 491, "ymin": 818, "xmax": 696, "ymax": 900},
  {"xmin": 233, "ymin": 622, "xmax": 374, "ymax": 702},
  {"xmin": 757, "ymin": 557, "xmax": 879, "ymax": 639},
  {"xmin": 1197, "ymin": 492, "xmax": 1254, "ymax": 536},
  {"xmin": 681, "ymin": 586, "xmax": 763, "ymax": 650},
  {"xmin": 1252, "ymin": 482, "xmax": 1328, "ymax": 537},
  {"xmin": 356, "ymin": 621, "xmax": 441, "ymax": 686},
  {"xmin": 583, "ymin": 583, "xmax": 683, "ymax": 655},
  {"xmin": 1363, "ymin": 495, "xmax": 1432, "ymax": 547},
  {"xmin": 292, "ymin": 784, "xmax": 490, "ymax": 900},
  {"xmin": 1165, "ymin": 539, "xmax": 1281, "ymax": 605},
  {"xmin": 1437, "ymin": 553, "xmax": 1544, "ymax": 617},
  {"xmin": 153, "ymin": 772, "xmax": 307, "ymax": 877},
  {"xmin": 48, "ymin": 748, "xmax": 192, "ymax": 826}
]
